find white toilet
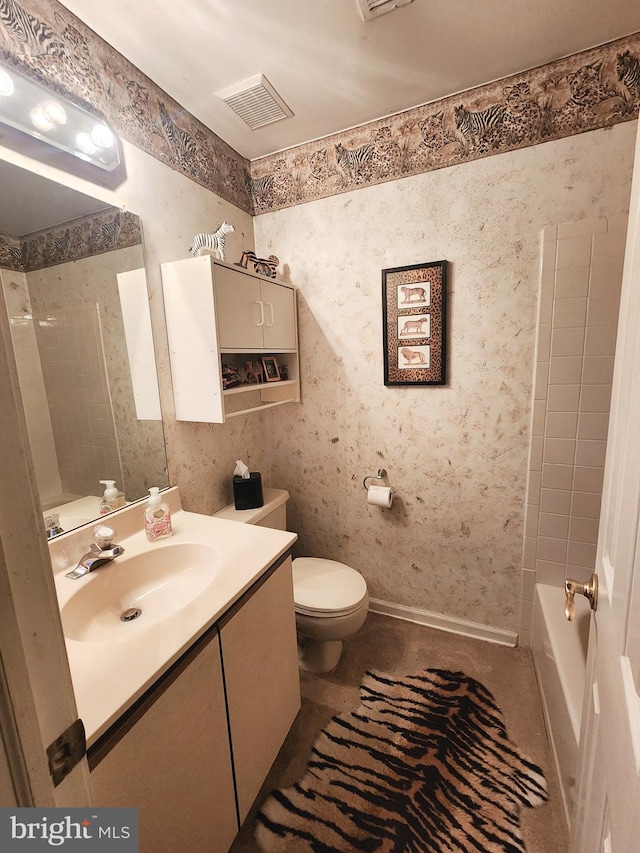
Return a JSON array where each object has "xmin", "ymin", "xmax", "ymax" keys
[{"xmin": 214, "ymin": 488, "xmax": 369, "ymax": 672}]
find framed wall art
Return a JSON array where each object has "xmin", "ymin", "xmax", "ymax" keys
[{"xmin": 382, "ymin": 260, "xmax": 448, "ymax": 386}]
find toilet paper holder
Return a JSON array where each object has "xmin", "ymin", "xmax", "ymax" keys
[{"xmin": 362, "ymin": 468, "xmax": 397, "ymax": 495}]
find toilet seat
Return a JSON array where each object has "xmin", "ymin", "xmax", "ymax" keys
[{"xmin": 293, "ymin": 557, "xmax": 368, "ymax": 618}]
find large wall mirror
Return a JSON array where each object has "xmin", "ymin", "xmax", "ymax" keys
[{"xmin": 0, "ymin": 159, "xmax": 169, "ymax": 537}]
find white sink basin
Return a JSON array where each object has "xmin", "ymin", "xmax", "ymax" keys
[{"xmin": 61, "ymin": 543, "xmax": 218, "ymax": 642}]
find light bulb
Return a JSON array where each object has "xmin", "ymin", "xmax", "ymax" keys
[
  {"xmin": 0, "ymin": 68, "xmax": 14, "ymax": 97},
  {"xmin": 30, "ymin": 106, "xmax": 54, "ymax": 132},
  {"xmin": 43, "ymin": 99, "xmax": 66, "ymax": 125},
  {"xmin": 76, "ymin": 131, "xmax": 97, "ymax": 155},
  {"xmin": 90, "ymin": 123, "xmax": 114, "ymax": 149}
]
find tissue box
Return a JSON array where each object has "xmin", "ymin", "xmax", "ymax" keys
[{"xmin": 233, "ymin": 472, "xmax": 264, "ymax": 510}]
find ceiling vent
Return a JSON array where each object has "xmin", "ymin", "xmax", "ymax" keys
[
  {"xmin": 216, "ymin": 74, "xmax": 293, "ymax": 130},
  {"xmin": 356, "ymin": 0, "xmax": 413, "ymax": 21}
]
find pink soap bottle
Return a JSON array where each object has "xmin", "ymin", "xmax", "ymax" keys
[{"xmin": 144, "ymin": 487, "xmax": 172, "ymax": 541}]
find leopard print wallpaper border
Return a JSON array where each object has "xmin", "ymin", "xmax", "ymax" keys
[
  {"xmin": 0, "ymin": 3, "xmax": 638, "ymax": 219},
  {"xmin": 250, "ymin": 33, "xmax": 640, "ymax": 214},
  {"xmin": 0, "ymin": 207, "xmax": 141, "ymax": 272}
]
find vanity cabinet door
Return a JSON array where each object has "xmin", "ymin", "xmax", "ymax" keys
[
  {"xmin": 90, "ymin": 631, "xmax": 237, "ymax": 853},
  {"xmin": 219, "ymin": 556, "xmax": 300, "ymax": 823}
]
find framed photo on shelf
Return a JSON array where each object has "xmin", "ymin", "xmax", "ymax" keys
[
  {"xmin": 261, "ymin": 356, "xmax": 281, "ymax": 382},
  {"xmin": 382, "ymin": 260, "xmax": 447, "ymax": 386}
]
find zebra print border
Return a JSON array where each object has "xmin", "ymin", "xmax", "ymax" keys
[
  {"xmin": 0, "ymin": 208, "xmax": 141, "ymax": 271},
  {"xmin": 250, "ymin": 33, "xmax": 640, "ymax": 214},
  {"xmin": 0, "ymin": 3, "xmax": 638, "ymax": 218}
]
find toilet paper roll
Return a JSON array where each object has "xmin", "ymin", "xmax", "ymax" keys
[{"xmin": 367, "ymin": 485, "xmax": 393, "ymax": 508}]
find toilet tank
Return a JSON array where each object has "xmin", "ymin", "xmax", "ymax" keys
[{"xmin": 212, "ymin": 488, "xmax": 289, "ymax": 530}]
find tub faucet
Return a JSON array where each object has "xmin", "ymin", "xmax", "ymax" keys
[{"xmin": 65, "ymin": 525, "xmax": 124, "ymax": 579}]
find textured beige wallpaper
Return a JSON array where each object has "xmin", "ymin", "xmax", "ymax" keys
[{"xmin": 254, "ymin": 122, "xmax": 637, "ymax": 633}]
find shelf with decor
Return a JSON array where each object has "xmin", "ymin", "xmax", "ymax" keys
[{"xmin": 161, "ymin": 256, "xmax": 300, "ymax": 423}]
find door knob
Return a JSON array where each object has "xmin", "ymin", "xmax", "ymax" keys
[{"xmin": 564, "ymin": 573, "xmax": 598, "ymax": 621}]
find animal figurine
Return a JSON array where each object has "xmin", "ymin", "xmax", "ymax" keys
[
  {"xmin": 221, "ymin": 363, "xmax": 241, "ymax": 389},
  {"xmin": 235, "ymin": 250, "xmax": 279, "ymax": 278},
  {"xmin": 188, "ymin": 221, "xmax": 234, "ymax": 260},
  {"xmin": 245, "ymin": 360, "xmax": 264, "ymax": 384}
]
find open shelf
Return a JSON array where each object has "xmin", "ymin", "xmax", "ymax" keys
[{"xmin": 223, "ymin": 379, "xmax": 298, "ymax": 397}]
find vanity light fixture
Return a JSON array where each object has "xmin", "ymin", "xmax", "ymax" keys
[{"xmin": 0, "ymin": 61, "xmax": 119, "ymax": 171}]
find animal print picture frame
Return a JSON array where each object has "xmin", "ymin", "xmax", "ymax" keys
[{"xmin": 382, "ymin": 261, "xmax": 448, "ymax": 386}]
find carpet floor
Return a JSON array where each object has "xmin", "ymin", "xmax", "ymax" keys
[{"xmin": 230, "ymin": 613, "xmax": 568, "ymax": 853}]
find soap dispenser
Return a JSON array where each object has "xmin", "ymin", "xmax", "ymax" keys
[
  {"xmin": 144, "ymin": 487, "xmax": 173, "ymax": 541},
  {"xmin": 99, "ymin": 480, "xmax": 126, "ymax": 515}
]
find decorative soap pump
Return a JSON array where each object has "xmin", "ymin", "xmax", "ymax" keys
[
  {"xmin": 99, "ymin": 480, "xmax": 126, "ymax": 514},
  {"xmin": 144, "ymin": 487, "xmax": 173, "ymax": 542}
]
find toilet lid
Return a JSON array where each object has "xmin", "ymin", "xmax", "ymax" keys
[{"xmin": 293, "ymin": 558, "xmax": 368, "ymax": 616}]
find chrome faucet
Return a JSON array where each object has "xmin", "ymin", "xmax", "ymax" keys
[
  {"xmin": 65, "ymin": 525, "xmax": 124, "ymax": 579},
  {"xmin": 44, "ymin": 513, "xmax": 64, "ymax": 539}
]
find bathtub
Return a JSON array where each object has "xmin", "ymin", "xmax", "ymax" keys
[{"xmin": 531, "ymin": 583, "xmax": 591, "ymax": 827}]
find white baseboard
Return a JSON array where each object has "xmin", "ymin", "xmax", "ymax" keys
[{"xmin": 368, "ymin": 598, "xmax": 518, "ymax": 647}]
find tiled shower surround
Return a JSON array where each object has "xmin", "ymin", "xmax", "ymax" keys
[
  {"xmin": 0, "ymin": 270, "xmax": 121, "ymax": 504},
  {"xmin": 1, "ymin": 240, "xmax": 167, "ymax": 507},
  {"xmin": 34, "ymin": 303, "xmax": 122, "ymax": 502},
  {"xmin": 519, "ymin": 216, "xmax": 627, "ymax": 646}
]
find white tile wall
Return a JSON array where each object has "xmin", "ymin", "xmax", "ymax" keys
[
  {"xmin": 520, "ymin": 215, "xmax": 627, "ymax": 644},
  {"xmin": 33, "ymin": 304, "xmax": 122, "ymax": 498}
]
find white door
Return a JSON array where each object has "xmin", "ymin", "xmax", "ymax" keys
[{"xmin": 570, "ymin": 122, "xmax": 640, "ymax": 852}]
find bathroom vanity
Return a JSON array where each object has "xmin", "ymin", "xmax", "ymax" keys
[{"xmin": 48, "ymin": 489, "xmax": 299, "ymax": 853}]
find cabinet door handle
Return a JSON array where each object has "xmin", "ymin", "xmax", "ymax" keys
[
  {"xmin": 256, "ymin": 300, "xmax": 265, "ymax": 327},
  {"xmin": 265, "ymin": 303, "xmax": 274, "ymax": 327}
]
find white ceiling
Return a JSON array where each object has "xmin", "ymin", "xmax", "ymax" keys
[{"xmin": 57, "ymin": 0, "xmax": 640, "ymax": 161}]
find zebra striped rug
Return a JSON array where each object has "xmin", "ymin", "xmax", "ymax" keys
[{"xmin": 255, "ymin": 669, "xmax": 548, "ymax": 852}]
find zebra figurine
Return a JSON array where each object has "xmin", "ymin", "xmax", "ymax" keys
[{"xmin": 188, "ymin": 221, "xmax": 235, "ymax": 260}]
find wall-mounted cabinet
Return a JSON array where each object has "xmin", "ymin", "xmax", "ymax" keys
[{"xmin": 161, "ymin": 256, "xmax": 300, "ymax": 422}]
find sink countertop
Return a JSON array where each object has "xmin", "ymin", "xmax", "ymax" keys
[{"xmin": 50, "ymin": 497, "xmax": 297, "ymax": 747}]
